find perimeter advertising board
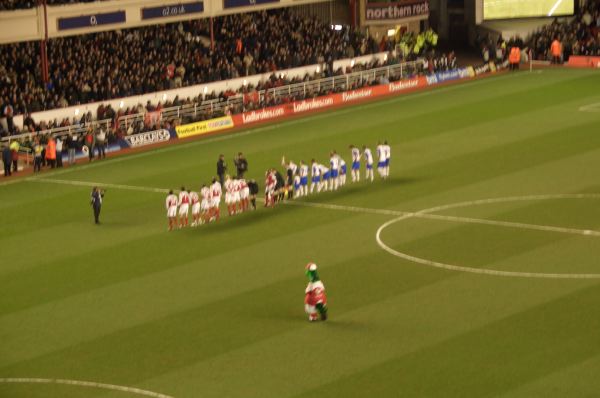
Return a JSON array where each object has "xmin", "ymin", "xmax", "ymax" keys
[{"xmin": 175, "ymin": 116, "xmax": 234, "ymax": 138}]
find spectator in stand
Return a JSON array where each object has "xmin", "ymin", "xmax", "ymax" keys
[
  {"xmin": 66, "ymin": 134, "xmax": 77, "ymax": 165},
  {"xmin": 551, "ymin": 36, "xmax": 563, "ymax": 64},
  {"xmin": 528, "ymin": 1, "xmax": 600, "ymax": 61},
  {"xmin": 33, "ymin": 138, "xmax": 43, "ymax": 172},
  {"xmin": 55, "ymin": 135, "xmax": 63, "ymax": 167},
  {"xmin": 0, "ymin": 9, "xmax": 375, "ymax": 116},
  {"xmin": 2, "ymin": 144, "xmax": 12, "ymax": 177},
  {"xmin": 84, "ymin": 129, "xmax": 95, "ymax": 162},
  {"xmin": 3, "ymin": 103, "xmax": 14, "ymax": 134},
  {"xmin": 96, "ymin": 128, "xmax": 106, "ymax": 159},
  {"xmin": 46, "ymin": 135, "xmax": 56, "ymax": 168},
  {"xmin": 10, "ymin": 139, "xmax": 19, "ymax": 173}
]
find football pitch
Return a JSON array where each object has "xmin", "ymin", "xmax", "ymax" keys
[{"xmin": 2, "ymin": 68, "xmax": 600, "ymax": 397}]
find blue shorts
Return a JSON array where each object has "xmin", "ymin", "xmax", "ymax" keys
[
  {"xmin": 312, "ymin": 176, "xmax": 320, "ymax": 183},
  {"xmin": 294, "ymin": 183, "xmax": 300, "ymax": 190},
  {"xmin": 300, "ymin": 176, "xmax": 308, "ymax": 186},
  {"xmin": 352, "ymin": 161, "xmax": 360, "ymax": 170},
  {"xmin": 367, "ymin": 163, "xmax": 373, "ymax": 170},
  {"xmin": 331, "ymin": 169, "xmax": 339, "ymax": 178},
  {"xmin": 323, "ymin": 172, "xmax": 330, "ymax": 180},
  {"xmin": 378, "ymin": 161, "xmax": 385, "ymax": 168},
  {"xmin": 385, "ymin": 159, "xmax": 390, "ymax": 166},
  {"xmin": 341, "ymin": 165, "xmax": 347, "ymax": 174}
]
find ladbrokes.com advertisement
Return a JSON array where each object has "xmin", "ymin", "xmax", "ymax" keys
[{"xmin": 176, "ymin": 116, "xmax": 234, "ymax": 138}]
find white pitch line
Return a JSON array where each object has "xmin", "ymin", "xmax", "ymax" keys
[
  {"xmin": 375, "ymin": 193, "xmax": 600, "ymax": 279},
  {"xmin": 29, "ymin": 177, "xmax": 169, "ymax": 194},
  {"xmin": 283, "ymin": 199, "xmax": 407, "ymax": 217},
  {"xmin": 0, "ymin": 378, "xmax": 173, "ymax": 398},
  {"xmin": 418, "ymin": 213, "xmax": 600, "ymax": 237},
  {"xmin": 285, "ymin": 197, "xmax": 600, "ymax": 238}
]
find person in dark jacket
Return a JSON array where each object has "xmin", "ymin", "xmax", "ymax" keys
[
  {"xmin": 234, "ymin": 152, "xmax": 248, "ymax": 178},
  {"xmin": 90, "ymin": 186, "xmax": 105, "ymax": 224},
  {"xmin": 2, "ymin": 145, "xmax": 12, "ymax": 177},
  {"xmin": 217, "ymin": 154, "xmax": 227, "ymax": 186},
  {"xmin": 66, "ymin": 134, "xmax": 77, "ymax": 165}
]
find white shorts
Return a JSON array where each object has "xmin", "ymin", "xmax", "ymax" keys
[
  {"xmin": 233, "ymin": 192, "xmax": 240, "ymax": 203},
  {"xmin": 192, "ymin": 203, "xmax": 200, "ymax": 215},
  {"xmin": 179, "ymin": 204, "xmax": 189, "ymax": 216},
  {"xmin": 201, "ymin": 200, "xmax": 210, "ymax": 211},
  {"xmin": 225, "ymin": 192, "xmax": 234, "ymax": 205},
  {"xmin": 167, "ymin": 206, "xmax": 177, "ymax": 218},
  {"xmin": 211, "ymin": 197, "xmax": 221, "ymax": 208},
  {"xmin": 241, "ymin": 187, "xmax": 249, "ymax": 199}
]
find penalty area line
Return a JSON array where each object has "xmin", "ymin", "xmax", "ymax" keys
[{"xmin": 0, "ymin": 378, "xmax": 174, "ymax": 398}]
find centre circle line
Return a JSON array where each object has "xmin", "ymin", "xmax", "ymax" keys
[
  {"xmin": 376, "ymin": 194, "xmax": 600, "ymax": 279},
  {"xmin": 0, "ymin": 378, "xmax": 174, "ymax": 398}
]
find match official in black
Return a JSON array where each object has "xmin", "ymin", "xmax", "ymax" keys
[
  {"xmin": 247, "ymin": 179, "xmax": 259, "ymax": 210},
  {"xmin": 91, "ymin": 186, "xmax": 105, "ymax": 224},
  {"xmin": 217, "ymin": 154, "xmax": 227, "ymax": 186}
]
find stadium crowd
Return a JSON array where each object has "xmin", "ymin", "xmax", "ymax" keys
[
  {"xmin": 0, "ymin": 9, "xmax": 377, "ymax": 121},
  {"xmin": 0, "ymin": 0, "xmax": 108, "ymax": 11},
  {"xmin": 2, "ymin": 47, "xmax": 458, "ymax": 141},
  {"xmin": 528, "ymin": 1, "xmax": 600, "ymax": 61}
]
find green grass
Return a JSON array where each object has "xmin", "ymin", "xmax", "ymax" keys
[{"xmin": 2, "ymin": 68, "xmax": 600, "ymax": 397}]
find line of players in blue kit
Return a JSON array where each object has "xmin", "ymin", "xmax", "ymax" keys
[{"xmin": 265, "ymin": 141, "xmax": 391, "ymax": 206}]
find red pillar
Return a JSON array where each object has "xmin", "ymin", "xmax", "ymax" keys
[
  {"xmin": 349, "ymin": 0, "xmax": 357, "ymax": 28},
  {"xmin": 210, "ymin": 17, "xmax": 215, "ymax": 51},
  {"xmin": 41, "ymin": 0, "xmax": 49, "ymax": 83}
]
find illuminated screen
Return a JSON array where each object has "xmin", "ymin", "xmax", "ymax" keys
[{"xmin": 484, "ymin": 0, "xmax": 574, "ymax": 20}]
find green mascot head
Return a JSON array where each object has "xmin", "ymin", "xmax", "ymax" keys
[{"xmin": 305, "ymin": 262, "xmax": 320, "ymax": 282}]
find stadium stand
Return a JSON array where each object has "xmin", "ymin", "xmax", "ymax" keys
[
  {"xmin": 528, "ymin": 1, "xmax": 600, "ymax": 60},
  {"xmin": 0, "ymin": 0, "xmax": 108, "ymax": 10},
  {"xmin": 0, "ymin": 9, "xmax": 377, "ymax": 120}
]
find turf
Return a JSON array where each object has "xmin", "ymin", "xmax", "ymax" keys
[{"xmin": 1, "ymin": 68, "xmax": 600, "ymax": 397}]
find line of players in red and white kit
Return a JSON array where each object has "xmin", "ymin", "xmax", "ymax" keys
[
  {"xmin": 164, "ymin": 176, "xmax": 252, "ymax": 231},
  {"xmin": 265, "ymin": 141, "xmax": 391, "ymax": 206}
]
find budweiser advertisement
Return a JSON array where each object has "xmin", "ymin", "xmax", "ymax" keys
[{"xmin": 233, "ymin": 76, "xmax": 428, "ymax": 126}]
